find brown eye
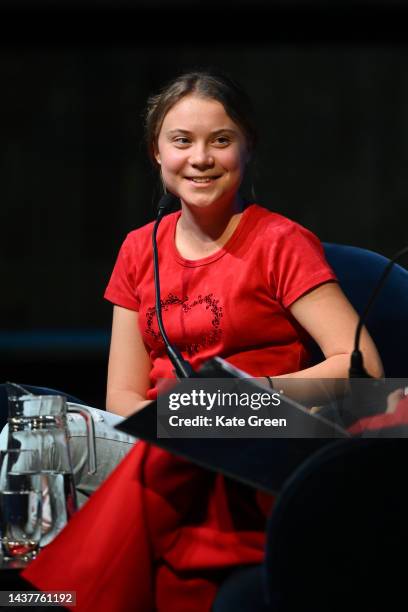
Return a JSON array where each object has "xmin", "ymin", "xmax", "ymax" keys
[
  {"xmin": 214, "ymin": 136, "xmax": 230, "ymax": 146},
  {"xmin": 174, "ymin": 137, "xmax": 190, "ymax": 145}
]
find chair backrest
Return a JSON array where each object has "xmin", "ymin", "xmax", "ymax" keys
[
  {"xmin": 263, "ymin": 437, "xmax": 408, "ymax": 608},
  {"xmin": 311, "ymin": 243, "xmax": 408, "ymax": 377}
]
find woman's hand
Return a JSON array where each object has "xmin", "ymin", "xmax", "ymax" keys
[
  {"xmin": 255, "ymin": 375, "xmax": 346, "ymax": 408},
  {"xmin": 386, "ymin": 388, "xmax": 405, "ymax": 414}
]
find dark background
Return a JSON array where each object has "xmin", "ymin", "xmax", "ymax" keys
[{"xmin": 1, "ymin": 1, "xmax": 408, "ymax": 407}]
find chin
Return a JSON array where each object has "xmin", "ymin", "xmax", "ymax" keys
[
  {"xmin": 184, "ymin": 199, "xmax": 220, "ymax": 210},
  {"xmin": 180, "ymin": 191, "xmax": 236, "ymax": 211},
  {"xmin": 179, "ymin": 192, "xmax": 216, "ymax": 207}
]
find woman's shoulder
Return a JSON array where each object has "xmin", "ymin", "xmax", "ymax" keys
[{"xmin": 245, "ymin": 204, "xmax": 320, "ymax": 241}]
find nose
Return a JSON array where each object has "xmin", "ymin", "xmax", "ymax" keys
[{"xmin": 188, "ymin": 143, "xmax": 214, "ymax": 169}]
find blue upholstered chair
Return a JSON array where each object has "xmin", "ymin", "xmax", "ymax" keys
[
  {"xmin": 321, "ymin": 243, "xmax": 408, "ymax": 377},
  {"xmin": 212, "ymin": 243, "xmax": 408, "ymax": 611}
]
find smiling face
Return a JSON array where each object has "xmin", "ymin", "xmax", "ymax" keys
[{"xmin": 154, "ymin": 95, "xmax": 249, "ymax": 212}]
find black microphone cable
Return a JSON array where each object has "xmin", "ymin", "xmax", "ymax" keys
[{"xmin": 152, "ymin": 193, "xmax": 194, "ymax": 379}]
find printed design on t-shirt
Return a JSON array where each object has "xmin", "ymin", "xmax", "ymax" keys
[{"xmin": 145, "ymin": 292, "xmax": 223, "ymax": 356}]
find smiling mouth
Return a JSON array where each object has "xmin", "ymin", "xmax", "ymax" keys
[{"xmin": 186, "ymin": 176, "xmax": 221, "ymax": 184}]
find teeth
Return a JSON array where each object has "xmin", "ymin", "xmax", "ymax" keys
[{"xmin": 191, "ymin": 178, "xmax": 212, "ymax": 182}]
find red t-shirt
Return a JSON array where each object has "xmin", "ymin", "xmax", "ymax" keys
[{"xmin": 104, "ymin": 204, "xmax": 337, "ymax": 398}]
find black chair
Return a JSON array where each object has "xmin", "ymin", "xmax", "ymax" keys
[
  {"xmin": 263, "ymin": 437, "xmax": 408, "ymax": 611},
  {"xmin": 213, "ymin": 437, "xmax": 408, "ymax": 611}
]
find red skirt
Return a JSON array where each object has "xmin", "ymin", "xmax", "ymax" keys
[{"xmin": 23, "ymin": 442, "xmax": 271, "ymax": 611}]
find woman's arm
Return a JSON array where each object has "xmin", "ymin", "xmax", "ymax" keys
[
  {"xmin": 106, "ymin": 305, "xmax": 152, "ymax": 416},
  {"xmin": 263, "ymin": 282, "xmax": 384, "ymax": 405},
  {"xmin": 289, "ymin": 282, "xmax": 383, "ymax": 378}
]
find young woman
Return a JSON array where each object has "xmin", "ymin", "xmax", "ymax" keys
[
  {"xmin": 23, "ymin": 71, "xmax": 383, "ymax": 611},
  {"xmin": 104, "ymin": 71, "xmax": 382, "ymax": 416}
]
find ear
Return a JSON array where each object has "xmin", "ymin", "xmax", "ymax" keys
[{"xmin": 153, "ymin": 144, "xmax": 161, "ymax": 165}]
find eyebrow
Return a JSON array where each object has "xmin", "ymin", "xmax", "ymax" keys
[{"xmin": 166, "ymin": 128, "xmax": 238, "ymax": 136}]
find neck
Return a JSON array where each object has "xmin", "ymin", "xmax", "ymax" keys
[{"xmin": 178, "ymin": 195, "xmax": 245, "ymax": 243}]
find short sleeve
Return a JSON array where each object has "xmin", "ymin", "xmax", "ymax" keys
[
  {"xmin": 104, "ymin": 235, "xmax": 141, "ymax": 311},
  {"xmin": 271, "ymin": 223, "xmax": 337, "ymax": 308}
]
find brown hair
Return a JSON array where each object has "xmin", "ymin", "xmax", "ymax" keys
[{"xmin": 145, "ymin": 71, "xmax": 257, "ymax": 165}]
